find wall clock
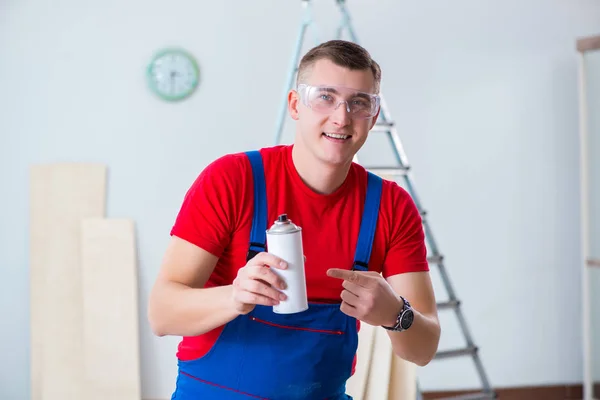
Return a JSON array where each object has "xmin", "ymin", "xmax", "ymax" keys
[{"xmin": 146, "ymin": 48, "xmax": 200, "ymax": 102}]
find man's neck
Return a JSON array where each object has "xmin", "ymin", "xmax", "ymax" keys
[{"xmin": 291, "ymin": 144, "xmax": 352, "ymax": 195}]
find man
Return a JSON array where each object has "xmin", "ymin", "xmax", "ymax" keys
[{"xmin": 148, "ymin": 39, "xmax": 440, "ymax": 399}]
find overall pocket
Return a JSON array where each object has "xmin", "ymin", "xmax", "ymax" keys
[{"xmin": 235, "ymin": 305, "xmax": 358, "ymax": 400}]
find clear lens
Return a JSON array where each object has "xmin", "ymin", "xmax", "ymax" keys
[{"xmin": 298, "ymin": 84, "xmax": 380, "ymax": 119}]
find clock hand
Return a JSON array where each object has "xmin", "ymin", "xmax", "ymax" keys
[{"xmin": 170, "ymin": 70, "xmax": 176, "ymax": 93}]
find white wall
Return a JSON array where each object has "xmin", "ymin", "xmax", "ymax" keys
[{"xmin": 1, "ymin": 1, "xmax": 599, "ymax": 399}]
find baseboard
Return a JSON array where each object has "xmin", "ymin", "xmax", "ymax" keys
[{"xmin": 423, "ymin": 383, "xmax": 600, "ymax": 400}]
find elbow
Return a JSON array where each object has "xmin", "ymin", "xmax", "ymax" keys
[
  {"xmin": 147, "ymin": 309, "xmax": 167, "ymax": 337},
  {"xmin": 149, "ymin": 319, "xmax": 168, "ymax": 337},
  {"xmin": 397, "ymin": 347, "xmax": 438, "ymax": 367},
  {"xmin": 395, "ymin": 326, "xmax": 441, "ymax": 367},
  {"xmin": 147, "ymin": 293, "xmax": 169, "ymax": 337},
  {"xmin": 412, "ymin": 352, "xmax": 436, "ymax": 367},
  {"xmin": 414, "ymin": 326, "xmax": 441, "ymax": 367},
  {"xmin": 396, "ymin": 350, "xmax": 435, "ymax": 367}
]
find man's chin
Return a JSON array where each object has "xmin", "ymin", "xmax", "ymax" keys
[{"xmin": 317, "ymin": 151, "xmax": 353, "ymax": 167}]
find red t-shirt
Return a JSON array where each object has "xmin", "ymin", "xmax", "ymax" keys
[{"xmin": 170, "ymin": 144, "xmax": 429, "ymax": 361}]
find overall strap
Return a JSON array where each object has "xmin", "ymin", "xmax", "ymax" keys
[
  {"xmin": 245, "ymin": 150, "xmax": 268, "ymax": 261},
  {"xmin": 352, "ymin": 172, "xmax": 383, "ymax": 271}
]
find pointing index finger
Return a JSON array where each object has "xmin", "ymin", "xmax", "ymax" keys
[{"xmin": 327, "ymin": 268, "xmax": 369, "ymax": 287}]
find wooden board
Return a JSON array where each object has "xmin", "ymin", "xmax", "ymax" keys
[
  {"xmin": 347, "ymin": 322, "xmax": 418, "ymax": 400},
  {"xmin": 346, "ymin": 322, "xmax": 377, "ymax": 398},
  {"xmin": 81, "ymin": 218, "xmax": 141, "ymax": 400},
  {"xmin": 388, "ymin": 355, "xmax": 417, "ymax": 400},
  {"xmin": 30, "ymin": 163, "xmax": 107, "ymax": 400},
  {"xmin": 363, "ymin": 326, "xmax": 393, "ymax": 400}
]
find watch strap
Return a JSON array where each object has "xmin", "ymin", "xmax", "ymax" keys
[{"xmin": 382, "ymin": 296, "xmax": 412, "ymax": 332}]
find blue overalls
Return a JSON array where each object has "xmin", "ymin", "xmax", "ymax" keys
[{"xmin": 171, "ymin": 150, "xmax": 383, "ymax": 400}]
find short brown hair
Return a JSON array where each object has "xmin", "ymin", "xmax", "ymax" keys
[{"xmin": 296, "ymin": 40, "xmax": 382, "ymax": 93}]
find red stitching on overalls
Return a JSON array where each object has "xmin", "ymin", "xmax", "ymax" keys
[
  {"xmin": 250, "ymin": 316, "xmax": 345, "ymax": 335},
  {"xmin": 180, "ymin": 371, "xmax": 270, "ymax": 399}
]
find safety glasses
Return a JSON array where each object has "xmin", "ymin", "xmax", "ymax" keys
[{"xmin": 297, "ymin": 84, "xmax": 380, "ymax": 119}]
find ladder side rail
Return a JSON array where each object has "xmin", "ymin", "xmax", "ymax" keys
[{"xmin": 274, "ymin": 1, "xmax": 315, "ymax": 145}]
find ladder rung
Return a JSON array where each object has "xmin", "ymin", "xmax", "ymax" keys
[
  {"xmin": 427, "ymin": 255, "xmax": 443, "ymax": 263},
  {"xmin": 436, "ymin": 391, "xmax": 497, "ymax": 400},
  {"xmin": 371, "ymin": 122, "xmax": 395, "ymax": 131},
  {"xmin": 587, "ymin": 258, "xmax": 600, "ymax": 267},
  {"xmin": 366, "ymin": 166, "xmax": 409, "ymax": 176},
  {"xmin": 435, "ymin": 346, "xmax": 478, "ymax": 360},
  {"xmin": 437, "ymin": 299, "xmax": 460, "ymax": 310}
]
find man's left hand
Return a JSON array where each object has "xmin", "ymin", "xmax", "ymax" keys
[{"xmin": 326, "ymin": 268, "xmax": 402, "ymax": 327}]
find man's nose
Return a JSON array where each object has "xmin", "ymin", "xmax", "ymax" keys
[{"xmin": 331, "ymin": 101, "xmax": 351, "ymax": 125}]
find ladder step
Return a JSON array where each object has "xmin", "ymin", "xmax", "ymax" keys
[
  {"xmin": 371, "ymin": 121, "xmax": 395, "ymax": 131},
  {"xmin": 587, "ymin": 258, "xmax": 600, "ymax": 267},
  {"xmin": 435, "ymin": 346, "xmax": 478, "ymax": 360},
  {"xmin": 366, "ymin": 166, "xmax": 410, "ymax": 176},
  {"xmin": 437, "ymin": 299, "xmax": 460, "ymax": 310},
  {"xmin": 427, "ymin": 255, "xmax": 443, "ymax": 263},
  {"xmin": 435, "ymin": 391, "xmax": 497, "ymax": 400}
]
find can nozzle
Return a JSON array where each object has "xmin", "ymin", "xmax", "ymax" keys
[{"xmin": 269, "ymin": 214, "xmax": 299, "ymax": 233}]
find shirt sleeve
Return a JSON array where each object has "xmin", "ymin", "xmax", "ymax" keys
[
  {"xmin": 170, "ymin": 153, "xmax": 245, "ymax": 258},
  {"xmin": 382, "ymin": 183, "xmax": 430, "ymax": 278}
]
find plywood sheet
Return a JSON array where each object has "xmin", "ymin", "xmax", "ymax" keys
[
  {"xmin": 388, "ymin": 355, "xmax": 417, "ymax": 400},
  {"xmin": 346, "ymin": 322, "xmax": 376, "ymax": 399},
  {"xmin": 81, "ymin": 218, "xmax": 141, "ymax": 400},
  {"xmin": 363, "ymin": 326, "xmax": 393, "ymax": 400},
  {"xmin": 30, "ymin": 163, "xmax": 106, "ymax": 400},
  {"xmin": 347, "ymin": 323, "xmax": 417, "ymax": 400}
]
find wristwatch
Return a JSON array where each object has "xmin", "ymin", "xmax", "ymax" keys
[{"xmin": 382, "ymin": 296, "xmax": 414, "ymax": 332}]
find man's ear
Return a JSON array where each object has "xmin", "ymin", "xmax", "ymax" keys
[{"xmin": 288, "ymin": 90, "xmax": 300, "ymax": 120}]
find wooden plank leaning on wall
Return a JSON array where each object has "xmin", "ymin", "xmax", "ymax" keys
[
  {"xmin": 81, "ymin": 218, "xmax": 141, "ymax": 400},
  {"xmin": 30, "ymin": 164, "xmax": 107, "ymax": 400}
]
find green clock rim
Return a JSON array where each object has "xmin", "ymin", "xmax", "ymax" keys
[{"xmin": 146, "ymin": 47, "xmax": 200, "ymax": 102}]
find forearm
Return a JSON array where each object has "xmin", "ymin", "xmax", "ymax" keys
[
  {"xmin": 386, "ymin": 310, "xmax": 440, "ymax": 366},
  {"xmin": 148, "ymin": 281, "xmax": 240, "ymax": 337}
]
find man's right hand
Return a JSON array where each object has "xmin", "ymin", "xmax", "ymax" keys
[{"xmin": 231, "ymin": 252, "xmax": 289, "ymax": 315}]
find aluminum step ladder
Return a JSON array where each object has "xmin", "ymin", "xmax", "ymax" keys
[{"xmin": 273, "ymin": 1, "xmax": 497, "ymax": 399}]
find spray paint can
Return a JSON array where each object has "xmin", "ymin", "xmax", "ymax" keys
[{"xmin": 266, "ymin": 214, "xmax": 308, "ymax": 314}]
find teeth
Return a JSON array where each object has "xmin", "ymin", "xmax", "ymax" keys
[{"xmin": 324, "ymin": 132, "xmax": 350, "ymax": 139}]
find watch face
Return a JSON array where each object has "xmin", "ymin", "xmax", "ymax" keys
[
  {"xmin": 401, "ymin": 309, "xmax": 414, "ymax": 330},
  {"xmin": 147, "ymin": 48, "xmax": 200, "ymax": 101}
]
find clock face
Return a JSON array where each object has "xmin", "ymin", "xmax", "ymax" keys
[{"xmin": 147, "ymin": 48, "xmax": 199, "ymax": 101}]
